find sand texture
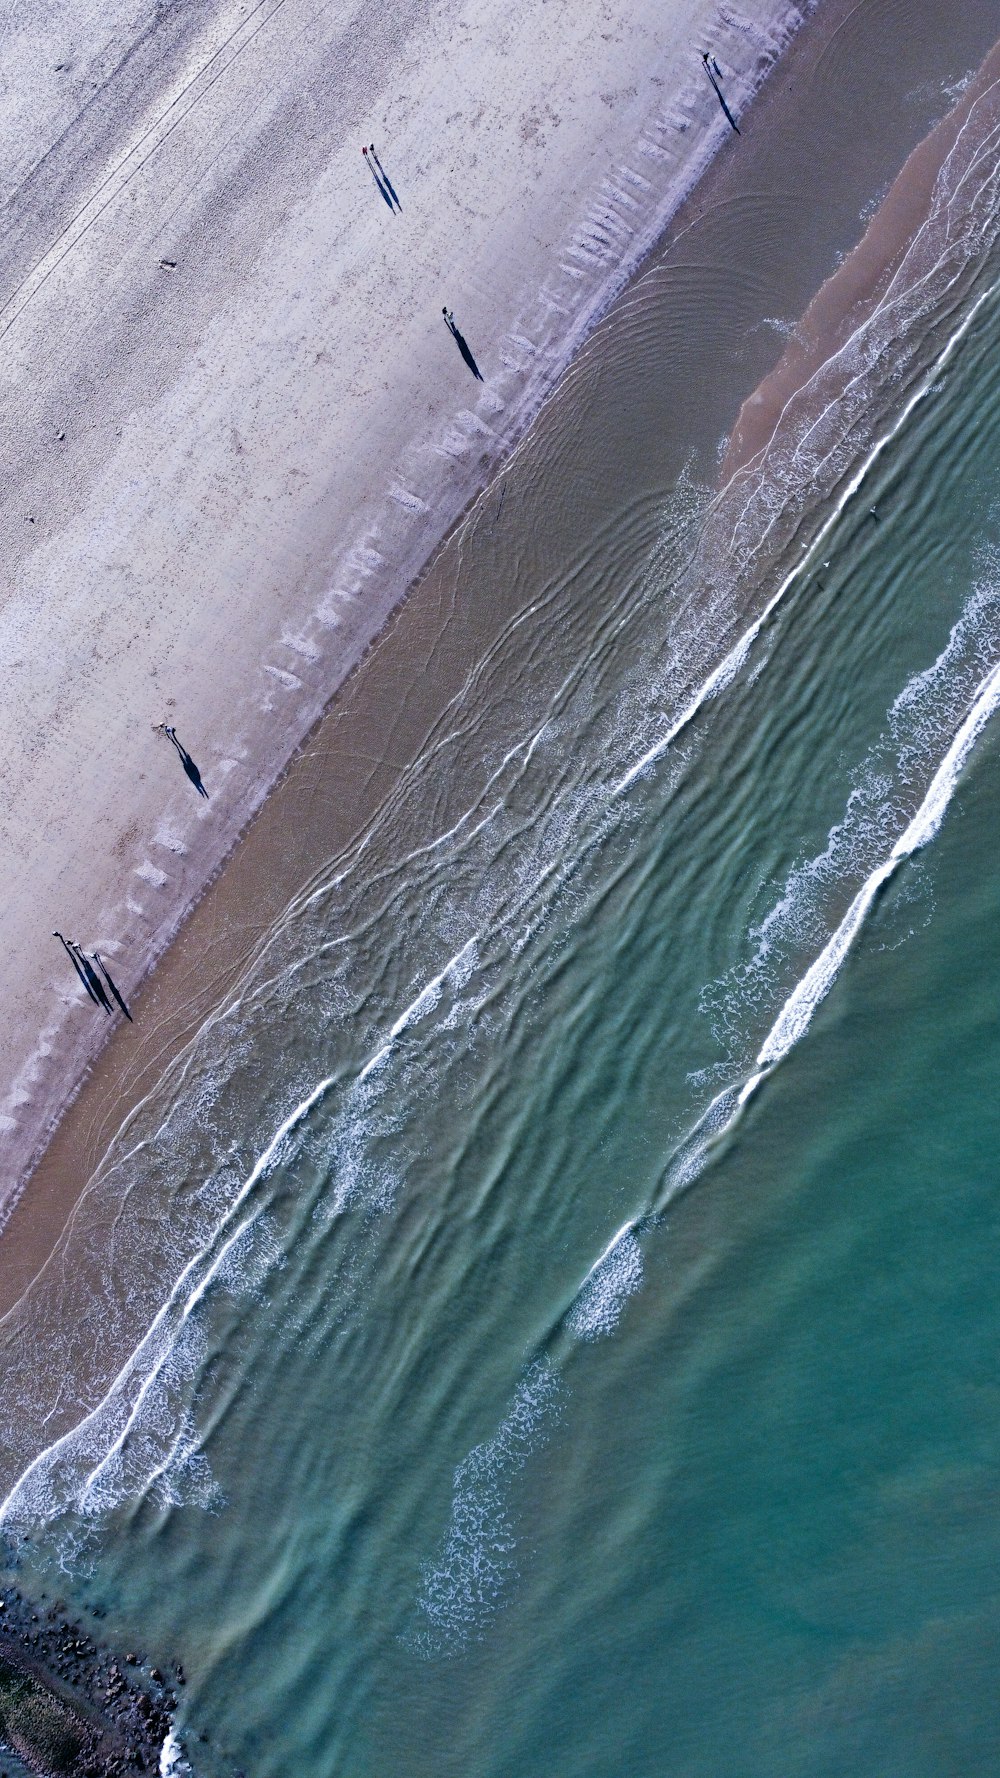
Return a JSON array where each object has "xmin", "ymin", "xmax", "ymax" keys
[{"xmin": 0, "ymin": 0, "xmax": 806, "ymax": 1194}]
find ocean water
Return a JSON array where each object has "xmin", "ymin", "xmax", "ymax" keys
[{"xmin": 5, "ymin": 10, "xmax": 1000, "ymax": 1777}]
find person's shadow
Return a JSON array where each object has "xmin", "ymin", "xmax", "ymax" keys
[
  {"xmin": 369, "ymin": 145, "xmax": 401, "ymax": 211},
  {"xmin": 166, "ymin": 727, "xmax": 209, "ymax": 798},
  {"xmin": 53, "ymin": 934, "xmax": 114, "ymax": 1014},
  {"xmin": 94, "ymin": 951, "xmax": 133, "ymax": 1021},
  {"xmin": 69, "ymin": 941, "xmax": 115, "ymax": 1015},
  {"xmin": 54, "ymin": 930, "xmax": 102, "ymax": 1007},
  {"xmin": 443, "ymin": 308, "xmax": 484, "ymax": 381}
]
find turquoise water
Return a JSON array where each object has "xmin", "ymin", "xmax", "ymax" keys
[{"xmin": 6, "ymin": 19, "xmax": 1000, "ymax": 1778}]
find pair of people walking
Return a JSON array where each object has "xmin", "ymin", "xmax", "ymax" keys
[
  {"xmin": 54, "ymin": 714, "xmax": 210, "ymax": 1021},
  {"xmin": 53, "ymin": 932, "xmax": 132, "ymax": 1019},
  {"xmin": 363, "ymin": 143, "xmax": 401, "ymax": 213}
]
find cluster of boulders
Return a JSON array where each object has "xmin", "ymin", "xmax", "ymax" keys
[{"xmin": 0, "ymin": 1587, "xmax": 186, "ymax": 1777}]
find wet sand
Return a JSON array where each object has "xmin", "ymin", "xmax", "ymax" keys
[
  {"xmin": 0, "ymin": 0, "xmax": 803, "ymax": 1203},
  {"xmin": 725, "ymin": 35, "xmax": 1000, "ymax": 477},
  {"xmin": 3, "ymin": 0, "xmax": 999, "ymax": 1334}
]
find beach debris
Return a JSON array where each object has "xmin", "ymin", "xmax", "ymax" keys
[
  {"xmin": 158, "ymin": 258, "xmax": 177, "ymax": 270},
  {"xmin": 702, "ymin": 51, "xmax": 740, "ymax": 135}
]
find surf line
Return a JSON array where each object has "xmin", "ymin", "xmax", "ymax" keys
[
  {"xmin": 656, "ymin": 646, "xmax": 1000, "ymax": 1222},
  {"xmin": 587, "ymin": 1218, "xmax": 637, "ymax": 1276},
  {"xmin": 0, "ymin": 938, "xmax": 483, "ymax": 1525},
  {"xmin": 0, "ymin": 1062, "xmax": 340, "ymax": 1527},
  {"xmin": 612, "ymin": 271, "xmax": 999, "ymax": 801},
  {"xmin": 554, "ymin": 646, "xmax": 1000, "ymax": 1341},
  {"xmin": 359, "ymin": 937, "xmax": 478, "ymax": 1080},
  {"xmin": 741, "ymin": 650, "xmax": 1000, "ymax": 1097}
]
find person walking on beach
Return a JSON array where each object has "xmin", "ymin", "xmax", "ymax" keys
[
  {"xmin": 54, "ymin": 930, "xmax": 101, "ymax": 1007},
  {"xmin": 442, "ymin": 307, "xmax": 484, "ymax": 381},
  {"xmin": 67, "ymin": 937, "xmax": 114, "ymax": 1014},
  {"xmin": 94, "ymin": 951, "xmax": 133, "ymax": 1021},
  {"xmin": 157, "ymin": 721, "xmax": 210, "ymax": 798},
  {"xmin": 702, "ymin": 51, "xmax": 740, "ymax": 134},
  {"xmin": 363, "ymin": 146, "xmax": 396, "ymax": 213},
  {"xmin": 368, "ymin": 142, "xmax": 401, "ymax": 211}
]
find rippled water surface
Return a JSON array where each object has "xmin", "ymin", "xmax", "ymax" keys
[{"xmin": 6, "ymin": 6, "xmax": 1000, "ymax": 1776}]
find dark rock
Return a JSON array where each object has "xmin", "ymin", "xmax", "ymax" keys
[{"xmin": 0, "ymin": 1584, "xmax": 192, "ymax": 1777}]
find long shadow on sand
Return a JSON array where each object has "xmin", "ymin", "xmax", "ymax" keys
[
  {"xmin": 167, "ymin": 728, "xmax": 209, "ymax": 798},
  {"xmin": 443, "ymin": 310, "xmax": 484, "ymax": 380}
]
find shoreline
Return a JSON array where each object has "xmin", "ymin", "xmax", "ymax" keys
[
  {"xmin": 723, "ymin": 35, "xmax": 1000, "ymax": 480},
  {"xmin": 1, "ymin": 0, "xmax": 1000, "ymax": 1504},
  {"xmin": 0, "ymin": 0, "xmax": 808, "ymax": 1208}
]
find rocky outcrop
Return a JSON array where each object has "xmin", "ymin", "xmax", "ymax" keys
[{"xmin": 0, "ymin": 1590, "xmax": 184, "ymax": 1777}]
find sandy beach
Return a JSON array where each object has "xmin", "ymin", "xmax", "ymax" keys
[{"xmin": 0, "ymin": 0, "xmax": 806, "ymax": 1202}]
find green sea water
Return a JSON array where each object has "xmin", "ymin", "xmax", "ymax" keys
[{"xmin": 5, "ymin": 10, "xmax": 1000, "ymax": 1777}]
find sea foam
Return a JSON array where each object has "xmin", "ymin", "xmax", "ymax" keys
[{"xmin": 406, "ymin": 1361, "xmax": 564, "ymax": 1654}]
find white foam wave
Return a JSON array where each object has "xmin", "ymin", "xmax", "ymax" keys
[
  {"xmin": 0, "ymin": 931, "xmax": 490, "ymax": 1529},
  {"xmin": 407, "ymin": 1361, "xmax": 563, "ymax": 1654},
  {"xmin": 359, "ymin": 937, "xmax": 479, "ymax": 1080},
  {"xmin": 613, "ymin": 271, "xmax": 997, "ymax": 800},
  {"xmin": 746, "ymin": 652, "xmax": 1000, "ymax": 1083},
  {"xmin": 388, "ymin": 939, "xmax": 478, "ymax": 1040},
  {"xmin": 0, "ymin": 1313, "xmax": 217, "ymax": 1531},
  {"xmin": 613, "ymin": 64, "xmax": 1000, "ymax": 804},
  {"xmin": 159, "ymin": 1728, "xmax": 191, "ymax": 1778},
  {"xmin": 567, "ymin": 1223, "xmax": 643, "ymax": 1340},
  {"xmin": 703, "ymin": 570, "xmax": 1000, "ymax": 1057},
  {"xmin": 651, "ymin": 643, "xmax": 1000, "ymax": 1211}
]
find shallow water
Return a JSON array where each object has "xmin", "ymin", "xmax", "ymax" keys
[{"xmin": 5, "ymin": 5, "xmax": 1000, "ymax": 1775}]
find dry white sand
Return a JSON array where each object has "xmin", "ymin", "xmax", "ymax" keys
[{"xmin": 0, "ymin": 0, "xmax": 807, "ymax": 1197}]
